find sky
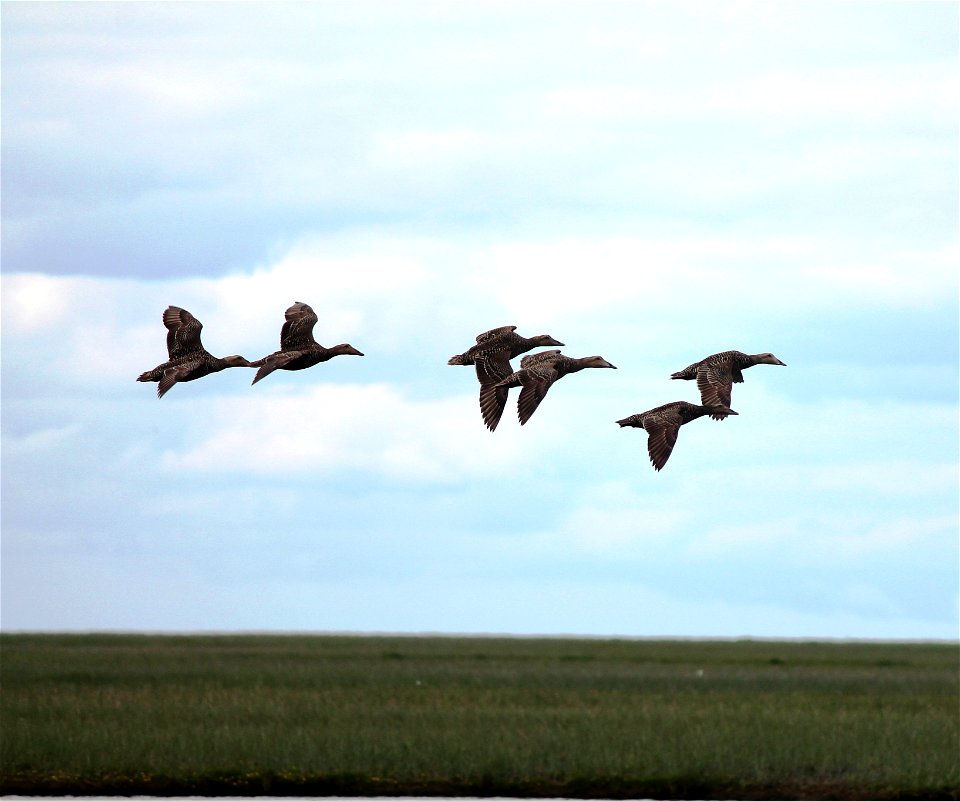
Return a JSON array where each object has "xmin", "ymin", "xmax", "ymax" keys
[{"xmin": 2, "ymin": 1, "xmax": 957, "ymax": 639}]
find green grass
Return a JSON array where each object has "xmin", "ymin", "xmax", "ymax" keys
[{"xmin": 1, "ymin": 633, "xmax": 957, "ymax": 799}]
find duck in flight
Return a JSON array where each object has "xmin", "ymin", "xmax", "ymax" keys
[
  {"xmin": 490, "ymin": 350, "xmax": 617, "ymax": 427},
  {"xmin": 617, "ymin": 401, "xmax": 738, "ymax": 471},
  {"xmin": 671, "ymin": 350, "xmax": 785, "ymax": 419},
  {"xmin": 137, "ymin": 306, "xmax": 251, "ymax": 398},
  {"xmin": 250, "ymin": 301, "xmax": 363, "ymax": 385}
]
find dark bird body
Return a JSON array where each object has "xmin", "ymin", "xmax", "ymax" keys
[
  {"xmin": 137, "ymin": 306, "xmax": 251, "ymax": 398},
  {"xmin": 671, "ymin": 350, "xmax": 786, "ymax": 419},
  {"xmin": 250, "ymin": 302, "xmax": 363, "ymax": 385},
  {"xmin": 448, "ymin": 326, "xmax": 564, "ymax": 431},
  {"xmin": 617, "ymin": 401, "xmax": 738, "ymax": 471},
  {"xmin": 491, "ymin": 350, "xmax": 617, "ymax": 426}
]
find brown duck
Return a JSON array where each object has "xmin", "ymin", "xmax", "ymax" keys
[
  {"xmin": 250, "ymin": 302, "xmax": 363, "ymax": 385},
  {"xmin": 617, "ymin": 401, "xmax": 738, "ymax": 471},
  {"xmin": 137, "ymin": 306, "xmax": 251, "ymax": 398},
  {"xmin": 448, "ymin": 325, "xmax": 564, "ymax": 431},
  {"xmin": 671, "ymin": 350, "xmax": 786, "ymax": 419},
  {"xmin": 491, "ymin": 350, "xmax": 617, "ymax": 427}
]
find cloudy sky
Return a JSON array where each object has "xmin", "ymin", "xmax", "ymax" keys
[{"xmin": 2, "ymin": 1, "xmax": 957, "ymax": 639}]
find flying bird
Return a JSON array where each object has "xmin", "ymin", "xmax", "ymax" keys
[
  {"xmin": 491, "ymin": 350, "xmax": 617, "ymax": 427},
  {"xmin": 448, "ymin": 325, "xmax": 564, "ymax": 431},
  {"xmin": 250, "ymin": 301, "xmax": 363, "ymax": 385},
  {"xmin": 671, "ymin": 350, "xmax": 786, "ymax": 419},
  {"xmin": 137, "ymin": 306, "xmax": 251, "ymax": 398},
  {"xmin": 617, "ymin": 401, "xmax": 738, "ymax": 471}
]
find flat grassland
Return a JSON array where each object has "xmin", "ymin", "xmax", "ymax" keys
[{"xmin": 0, "ymin": 633, "xmax": 957, "ymax": 799}]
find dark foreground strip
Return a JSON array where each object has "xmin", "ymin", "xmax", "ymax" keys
[{"xmin": 1, "ymin": 773, "xmax": 958, "ymax": 800}]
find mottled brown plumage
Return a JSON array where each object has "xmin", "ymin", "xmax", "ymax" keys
[
  {"xmin": 250, "ymin": 302, "xmax": 363, "ymax": 385},
  {"xmin": 671, "ymin": 350, "xmax": 786, "ymax": 419},
  {"xmin": 617, "ymin": 401, "xmax": 738, "ymax": 471},
  {"xmin": 492, "ymin": 351, "xmax": 617, "ymax": 426},
  {"xmin": 137, "ymin": 306, "xmax": 251, "ymax": 398},
  {"xmin": 449, "ymin": 326, "xmax": 564, "ymax": 431}
]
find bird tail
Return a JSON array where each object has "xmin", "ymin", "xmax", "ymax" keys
[
  {"xmin": 448, "ymin": 353, "xmax": 470, "ymax": 366},
  {"xmin": 708, "ymin": 405, "xmax": 738, "ymax": 422}
]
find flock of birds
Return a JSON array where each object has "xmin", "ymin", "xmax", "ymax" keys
[
  {"xmin": 138, "ymin": 303, "xmax": 786, "ymax": 471},
  {"xmin": 446, "ymin": 324, "xmax": 785, "ymax": 470}
]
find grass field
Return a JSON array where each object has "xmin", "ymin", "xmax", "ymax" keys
[{"xmin": 0, "ymin": 633, "xmax": 957, "ymax": 799}]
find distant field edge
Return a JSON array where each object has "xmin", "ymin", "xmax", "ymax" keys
[{"xmin": 2, "ymin": 773, "xmax": 958, "ymax": 800}]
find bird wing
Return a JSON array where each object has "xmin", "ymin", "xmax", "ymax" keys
[
  {"xmin": 279, "ymin": 302, "xmax": 319, "ymax": 350},
  {"xmin": 644, "ymin": 413, "xmax": 681, "ymax": 471},
  {"xmin": 474, "ymin": 347, "xmax": 514, "ymax": 386},
  {"xmin": 163, "ymin": 307, "xmax": 203, "ymax": 358},
  {"xmin": 479, "ymin": 383, "xmax": 510, "ymax": 431},
  {"xmin": 475, "ymin": 325, "xmax": 516, "ymax": 343},
  {"xmin": 696, "ymin": 362, "xmax": 733, "ymax": 408},
  {"xmin": 156, "ymin": 363, "xmax": 198, "ymax": 398},
  {"xmin": 516, "ymin": 364, "xmax": 559, "ymax": 425},
  {"xmin": 251, "ymin": 351, "xmax": 303, "ymax": 385},
  {"xmin": 519, "ymin": 349, "xmax": 562, "ymax": 369},
  {"xmin": 670, "ymin": 360, "xmax": 700, "ymax": 380}
]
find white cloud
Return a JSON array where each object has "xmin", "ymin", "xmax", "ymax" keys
[
  {"xmin": 475, "ymin": 235, "xmax": 957, "ymax": 326},
  {"xmin": 5, "ymin": 2, "xmax": 956, "ymax": 290},
  {"xmin": 692, "ymin": 460, "xmax": 960, "ymax": 500},
  {"xmin": 543, "ymin": 85, "xmax": 678, "ymax": 119},
  {"xmin": 543, "ymin": 64, "xmax": 957, "ymax": 124},
  {"xmin": 829, "ymin": 516, "xmax": 957, "ymax": 558},
  {"xmin": 707, "ymin": 66, "xmax": 958, "ymax": 120},
  {"xmin": 2, "ymin": 423, "xmax": 81, "ymax": 455},
  {"xmin": 2, "ymin": 273, "xmax": 75, "ymax": 332},
  {"xmin": 371, "ymin": 127, "xmax": 497, "ymax": 169},
  {"xmin": 166, "ymin": 383, "xmax": 533, "ymax": 483},
  {"xmin": 556, "ymin": 485, "xmax": 688, "ymax": 554},
  {"xmin": 73, "ymin": 62, "xmax": 254, "ymax": 120},
  {"xmin": 689, "ymin": 513, "xmax": 956, "ymax": 562}
]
